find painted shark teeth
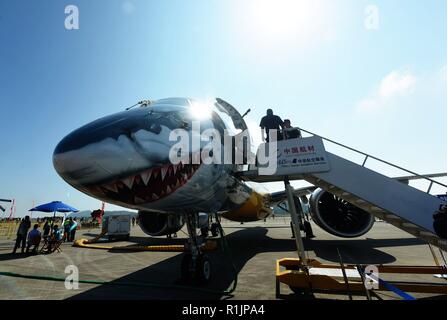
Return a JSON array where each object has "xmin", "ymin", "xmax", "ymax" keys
[
  {"xmin": 122, "ymin": 176, "xmax": 134, "ymax": 189},
  {"xmin": 93, "ymin": 163, "xmax": 201, "ymax": 205},
  {"xmin": 161, "ymin": 166, "xmax": 168, "ymax": 180},
  {"xmin": 142, "ymin": 169, "xmax": 152, "ymax": 185},
  {"xmin": 103, "ymin": 183, "xmax": 118, "ymax": 193}
]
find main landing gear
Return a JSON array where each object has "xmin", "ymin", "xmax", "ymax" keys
[{"xmin": 181, "ymin": 213, "xmax": 212, "ymax": 284}]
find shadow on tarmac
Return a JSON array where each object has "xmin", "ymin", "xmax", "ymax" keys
[{"xmin": 66, "ymin": 227, "xmax": 424, "ymax": 300}]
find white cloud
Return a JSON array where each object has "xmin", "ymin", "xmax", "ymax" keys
[
  {"xmin": 356, "ymin": 70, "xmax": 417, "ymax": 113},
  {"xmin": 378, "ymin": 71, "xmax": 417, "ymax": 98}
]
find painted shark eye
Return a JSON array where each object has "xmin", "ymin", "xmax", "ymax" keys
[{"xmin": 148, "ymin": 123, "xmax": 162, "ymax": 134}]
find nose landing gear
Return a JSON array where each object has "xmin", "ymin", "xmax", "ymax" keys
[
  {"xmin": 181, "ymin": 213, "xmax": 212, "ymax": 284},
  {"xmin": 181, "ymin": 253, "xmax": 212, "ymax": 283}
]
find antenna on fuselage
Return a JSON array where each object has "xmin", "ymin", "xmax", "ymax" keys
[
  {"xmin": 241, "ymin": 109, "xmax": 251, "ymax": 118},
  {"xmin": 125, "ymin": 100, "xmax": 152, "ymax": 111}
]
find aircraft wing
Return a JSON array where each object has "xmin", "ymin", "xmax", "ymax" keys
[{"xmin": 266, "ymin": 186, "xmax": 317, "ymax": 207}]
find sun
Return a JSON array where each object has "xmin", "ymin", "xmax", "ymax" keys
[{"xmin": 243, "ymin": 0, "xmax": 326, "ymax": 46}]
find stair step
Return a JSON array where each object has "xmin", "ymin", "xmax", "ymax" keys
[
  {"xmin": 401, "ymin": 222, "xmax": 419, "ymax": 229},
  {"xmin": 419, "ymin": 231, "xmax": 435, "ymax": 237},
  {"xmin": 384, "ymin": 214, "xmax": 402, "ymax": 221}
]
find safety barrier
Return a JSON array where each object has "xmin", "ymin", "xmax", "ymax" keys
[{"xmin": 0, "ymin": 221, "xmax": 20, "ymax": 240}]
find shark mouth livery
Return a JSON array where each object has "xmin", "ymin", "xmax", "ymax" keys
[
  {"xmin": 88, "ymin": 162, "xmax": 202, "ymax": 206},
  {"xmin": 53, "ymin": 98, "xmax": 250, "ymax": 213}
]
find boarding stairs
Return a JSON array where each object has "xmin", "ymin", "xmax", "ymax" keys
[{"xmin": 240, "ymin": 128, "xmax": 447, "ymax": 252}]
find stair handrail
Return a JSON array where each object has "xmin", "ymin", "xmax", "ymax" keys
[{"xmin": 295, "ymin": 127, "xmax": 447, "ymax": 191}]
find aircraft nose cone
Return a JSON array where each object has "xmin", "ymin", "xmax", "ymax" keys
[
  {"xmin": 52, "ymin": 125, "xmax": 102, "ymax": 187},
  {"xmin": 53, "ymin": 108, "xmax": 179, "ymax": 187}
]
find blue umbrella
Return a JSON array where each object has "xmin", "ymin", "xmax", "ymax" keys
[
  {"xmin": 30, "ymin": 201, "xmax": 78, "ymax": 213},
  {"xmin": 29, "ymin": 201, "xmax": 78, "ymax": 221},
  {"xmin": 29, "ymin": 201, "xmax": 78, "ymax": 236}
]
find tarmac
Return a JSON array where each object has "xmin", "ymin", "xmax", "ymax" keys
[{"xmin": 0, "ymin": 217, "xmax": 446, "ymax": 300}]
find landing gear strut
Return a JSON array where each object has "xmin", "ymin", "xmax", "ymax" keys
[
  {"xmin": 210, "ymin": 223, "xmax": 219, "ymax": 237},
  {"xmin": 181, "ymin": 214, "xmax": 212, "ymax": 283}
]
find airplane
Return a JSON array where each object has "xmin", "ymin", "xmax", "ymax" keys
[
  {"xmin": 0, "ymin": 199, "xmax": 12, "ymax": 213},
  {"xmin": 52, "ymin": 97, "xmax": 447, "ymax": 283}
]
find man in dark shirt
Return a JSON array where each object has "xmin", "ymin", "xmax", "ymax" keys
[
  {"xmin": 13, "ymin": 215, "xmax": 31, "ymax": 253},
  {"xmin": 259, "ymin": 109, "xmax": 284, "ymax": 143},
  {"xmin": 283, "ymin": 119, "xmax": 302, "ymax": 140}
]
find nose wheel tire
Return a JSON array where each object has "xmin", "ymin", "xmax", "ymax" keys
[
  {"xmin": 196, "ymin": 255, "xmax": 212, "ymax": 283},
  {"xmin": 181, "ymin": 254, "xmax": 212, "ymax": 284},
  {"xmin": 210, "ymin": 223, "xmax": 219, "ymax": 237}
]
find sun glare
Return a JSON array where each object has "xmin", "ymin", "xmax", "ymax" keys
[
  {"xmin": 189, "ymin": 101, "xmax": 213, "ymax": 120},
  {"xmin": 242, "ymin": 0, "xmax": 327, "ymax": 47}
]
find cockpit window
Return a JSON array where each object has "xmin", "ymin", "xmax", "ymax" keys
[{"xmin": 155, "ymin": 98, "xmax": 191, "ymax": 106}]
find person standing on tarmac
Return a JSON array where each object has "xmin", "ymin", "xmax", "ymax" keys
[
  {"xmin": 12, "ymin": 216, "xmax": 31, "ymax": 253},
  {"xmin": 43, "ymin": 219, "xmax": 51, "ymax": 238},
  {"xmin": 63, "ymin": 218, "xmax": 71, "ymax": 242},
  {"xmin": 259, "ymin": 109, "xmax": 284, "ymax": 143},
  {"xmin": 69, "ymin": 218, "xmax": 78, "ymax": 242}
]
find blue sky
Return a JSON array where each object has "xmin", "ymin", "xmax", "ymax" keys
[{"xmin": 1, "ymin": 0, "xmax": 446, "ymax": 217}]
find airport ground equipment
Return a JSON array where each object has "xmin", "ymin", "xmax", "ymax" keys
[
  {"xmin": 103, "ymin": 214, "xmax": 131, "ymax": 241},
  {"xmin": 238, "ymin": 131, "xmax": 447, "ymax": 298},
  {"xmin": 284, "ymin": 177, "xmax": 307, "ymax": 265},
  {"xmin": 275, "ymin": 258, "xmax": 447, "ymax": 299},
  {"xmin": 241, "ymin": 130, "xmax": 447, "ymax": 251}
]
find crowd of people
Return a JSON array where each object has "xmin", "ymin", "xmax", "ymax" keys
[{"xmin": 11, "ymin": 216, "xmax": 79, "ymax": 254}]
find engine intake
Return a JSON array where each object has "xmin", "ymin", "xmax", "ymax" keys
[
  {"xmin": 138, "ymin": 211, "xmax": 184, "ymax": 237},
  {"xmin": 309, "ymin": 188, "xmax": 374, "ymax": 238}
]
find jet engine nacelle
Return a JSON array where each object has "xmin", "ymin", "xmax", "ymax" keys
[
  {"xmin": 138, "ymin": 211, "xmax": 184, "ymax": 237},
  {"xmin": 309, "ymin": 188, "xmax": 375, "ymax": 238}
]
